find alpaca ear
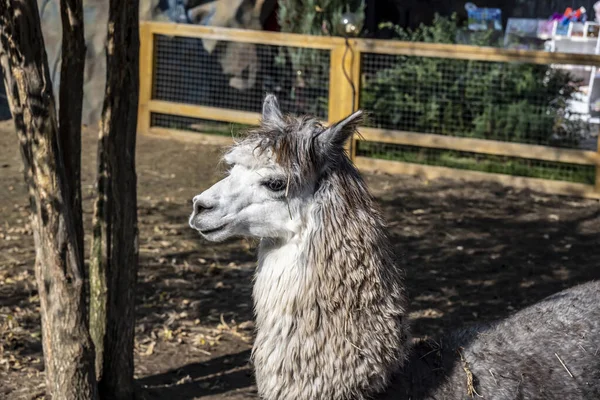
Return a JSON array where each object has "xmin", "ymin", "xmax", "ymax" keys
[
  {"xmin": 261, "ymin": 93, "xmax": 283, "ymax": 126},
  {"xmin": 316, "ymin": 110, "xmax": 363, "ymax": 152}
]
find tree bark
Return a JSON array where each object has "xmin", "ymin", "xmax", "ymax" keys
[
  {"xmin": 58, "ymin": 0, "xmax": 86, "ymax": 266},
  {"xmin": 0, "ymin": 0, "xmax": 98, "ymax": 399},
  {"xmin": 89, "ymin": 0, "xmax": 140, "ymax": 398}
]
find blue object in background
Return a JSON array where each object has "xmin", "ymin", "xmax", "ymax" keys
[
  {"xmin": 467, "ymin": 7, "xmax": 503, "ymax": 31},
  {"xmin": 166, "ymin": 0, "xmax": 190, "ymax": 23}
]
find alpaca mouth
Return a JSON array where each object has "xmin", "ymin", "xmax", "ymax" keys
[{"xmin": 199, "ymin": 224, "xmax": 226, "ymax": 235}]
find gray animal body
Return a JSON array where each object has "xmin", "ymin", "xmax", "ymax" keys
[{"xmin": 385, "ymin": 280, "xmax": 600, "ymax": 400}]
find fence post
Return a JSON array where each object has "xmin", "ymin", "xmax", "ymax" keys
[
  {"xmin": 328, "ymin": 40, "xmax": 361, "ymax": 161},
  {"xmin": 137, "ymin": 22, "xmax": 155, "ymax": 135}
]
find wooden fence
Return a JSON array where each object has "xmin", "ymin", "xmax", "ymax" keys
[{"xmin": 137, "ymin": 21, "xmax": 600, "ymax": 199}]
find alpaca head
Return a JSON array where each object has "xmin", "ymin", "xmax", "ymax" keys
[{"xmin": 189, "ymin": 93, "xmax": 363, "ymax": 241}]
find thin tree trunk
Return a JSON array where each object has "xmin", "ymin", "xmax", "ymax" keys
[
  {"xmin": 58, "ymin": 0, "xmax": 86, "ymax": 266},
  {"xmin": 0, "ymin": 0, "xmax": 98, "ymax": 399},
  {"xmin": 89, "ymin": 0, "xmax": 140, "ymax": 397}
]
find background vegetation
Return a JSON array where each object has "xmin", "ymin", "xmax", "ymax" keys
[{"xmin": 361, "ymin": 14, "xmax": 587, "ymax": 148}]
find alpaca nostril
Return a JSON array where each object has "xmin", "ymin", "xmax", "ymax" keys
[{"xmin": 194, "ymin": 199, "xmax": 213, "ymax": 215}]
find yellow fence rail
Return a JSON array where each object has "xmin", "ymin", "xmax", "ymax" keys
[{"xmin": 138, "ymin": 21, "xmax": 600, "ymax": 199}]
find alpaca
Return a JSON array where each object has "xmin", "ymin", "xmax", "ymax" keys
[{"xmin": 189, "ymin": 94, "xmax": 600, "ymax": 400}]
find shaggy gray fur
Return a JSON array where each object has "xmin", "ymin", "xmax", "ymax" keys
[
  {"xmin": 201, "ymin": 94, "xmax": 600, "ymax": 400},
  {"xmin": 385, "ymin": 280, "xmax": 600, "ymax": 399}
]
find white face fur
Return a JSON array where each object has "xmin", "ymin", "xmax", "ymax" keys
[{"xmin": 188, "ymin": 144, "xmax": 313, "ymax": 242}]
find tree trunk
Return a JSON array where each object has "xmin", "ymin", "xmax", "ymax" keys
[
  {"xmin": 0, "ymin": 0, "xmax": 98, "ymax": 399},
  {"xmin": 58, "ymin": 0, "xmax": 86, "ymax": 266},
  {"xmin": 89, "ymin": 0, "xmax": 140, "ymax": 398}
]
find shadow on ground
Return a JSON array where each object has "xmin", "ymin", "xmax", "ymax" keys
[
  {"xmin": 377, "ymin": 182, "xmax": 600, "ymax": 338},
  {"xmin": 139, "ymin": 350, "xmax": 254, "ymax": 399}
]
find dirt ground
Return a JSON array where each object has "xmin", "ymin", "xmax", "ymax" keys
[{"xmin": 1, "ymin": 119, "xmax": 599, "ymax": 399}]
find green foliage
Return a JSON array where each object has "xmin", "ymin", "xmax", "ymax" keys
[
  {"xmin": 362, "ymin": 14, "xmax": 586, "ymax": 147},
  {"xmin": 275, "ymin": 0, "xmax": 364, "ymax": 117},
  {"xmin": 378, "ymin": 14, "xmax": 461, "ymax": 44},
  {"xmin": 277, "ymin": 0, "xmax": 364, "ymax": 37}
]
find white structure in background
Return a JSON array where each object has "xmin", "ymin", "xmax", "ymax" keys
[
  {"xmin": 543, "ymin": 19, "xmax": 600, "ymax": 126},
  {"xmin": 504, "ymin": 13, "xmax": 600, "ymax": 150}
]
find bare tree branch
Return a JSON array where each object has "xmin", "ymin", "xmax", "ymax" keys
[
  {"xmin": 0, "ymin": 0, "xmax": 98, "ymax": 398},
  {"xmin": 90, "ymin": 0, "xmax": 140, "ymax": 398},
  {"xmin": 58, "ymin": 0, "xmax": 86, "ymax": 268}
]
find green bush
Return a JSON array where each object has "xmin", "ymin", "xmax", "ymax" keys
[
  {"xmin": 276, "ymin": 0, "xmax": 364, "ymax": 118},
  {"xmin": 361, "ymin": 14, "xmax": 586, "ymax": 147}
]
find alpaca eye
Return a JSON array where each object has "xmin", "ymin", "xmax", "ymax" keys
[{"xmin": 263, "ymin": 179, "xmax": 286, "ymax": 192}]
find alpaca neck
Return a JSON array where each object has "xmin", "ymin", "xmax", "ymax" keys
[{"xmin": 252, "ymin": 169, "xmax": 410, "ymax": 400}]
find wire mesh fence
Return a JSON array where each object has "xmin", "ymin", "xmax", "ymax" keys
[
  {"xmin": 154, "ymin": 34, "xmax": 330, "ymax": 119},
  {"xmin": 356, "ymin": 141, "xmax": 596, "ymax": 184},
  {"xmin": 360, "ymin": 53, "xmax": 597, "ymax": 150},
  {"xmin": 140, "ymin": 22, "xmax": 600, "ymax": 195},
  {"xmin": 151, "ymin": 113, "xmax": 253, "ymax": 137}
]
